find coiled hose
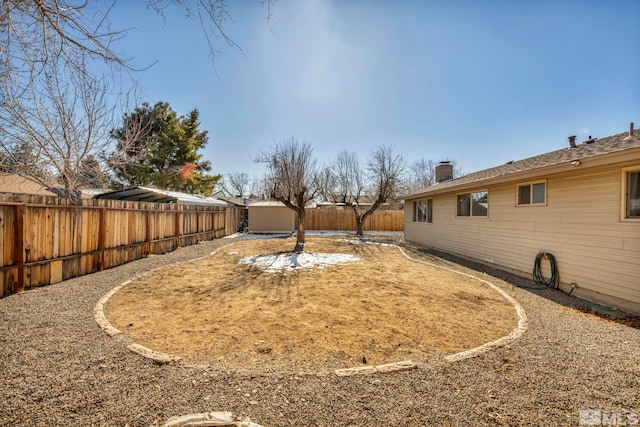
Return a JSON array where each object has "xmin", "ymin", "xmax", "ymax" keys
[{"xmin": 529, "ymin": 251, "xmax": 559, "ymax": 289}]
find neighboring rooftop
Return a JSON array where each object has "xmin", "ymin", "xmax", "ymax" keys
[
  {"xmin": 94, "ymin": 186, "xmax": 227, "ymax": 207},
  {"xmin": 0, "ymin": 173, "xmax": 56, "ymax": 196},
  {"xmin": 216, "ymin": 195, "xmax": 250, "ymax": 207},
  {"xmin": 408, "ymin": 126, "xmax": 640, "ymax": 198},
  {"xmin": 80, "ymin": 188, "xmax": 112, "ymax": 199}
]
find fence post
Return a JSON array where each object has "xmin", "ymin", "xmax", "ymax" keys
[
  {"xmin": 13, "ymin": 204, "xmax": 24, "ymax": 293},
  {"xmin": 145, "ymin": 210, "xmax": 151, "ymax": 256},
  {"xmin": 195, "ymin": 210, "xmax": 200, "ymax": 243},
  {"xmin": 127, "ymin": 207, "xmax": 133, "ymax": 261},
  {"xmin": 97, "ymin": 207, "xmax": 106, "ymax": 270},
  {"xmin": 223, "ymin": 206, "xmax": 229, "ymax": 237},
  {"xmin": 175, "ymin": 207, "xmax": 181, "ymax": 248}
]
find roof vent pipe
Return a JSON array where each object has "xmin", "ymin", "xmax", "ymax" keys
[
  {"xmin": 568, "ymin": 135, "xmax": 576, "ymax": 148},
  {"xmin": 624, "ymin": 122, "xmax": 634, "ymax": 141}
]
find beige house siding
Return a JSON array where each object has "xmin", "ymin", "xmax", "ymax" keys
[
  {"xmin": 248, "ymin": 204, "xmax": 295, "ymax": 233},
  {"xmin": 405, "ymin": 160, "xmax": 640, "ymax": 314}
]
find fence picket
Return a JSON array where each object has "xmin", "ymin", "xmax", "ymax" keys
[
  {"xmin": 304, "ymin": 209, "xmax": 404, "ymax": 232},
  {"xmin": 0, "ymin": 193, "xmax": 404, "ymax": 296},
  {"xmin": 0, "ymin": 193, "xmax": 246, "ymax": 295}
]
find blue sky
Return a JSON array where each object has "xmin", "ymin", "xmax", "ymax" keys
[{"xmin": 108, "ymin": 0, "xmax": 639, "ymax": 180}]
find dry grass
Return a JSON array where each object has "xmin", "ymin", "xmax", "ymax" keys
[{"xmin": 105, "ymin": 237, "xmax": 518, "ymax": 373}]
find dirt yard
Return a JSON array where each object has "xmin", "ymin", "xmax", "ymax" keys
[{"xmin": 105, "ymin": 236, "xmax": 519, "ymax": 373}]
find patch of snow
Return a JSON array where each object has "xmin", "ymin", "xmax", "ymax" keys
[
  {"xmin": 238, "ymin": 252, "xmax": 361, "ymax": 273},
  {"xmin": 340, "ymin": 238, "xmax": 394, "ymax": 247},
  {"xmin": 305, "ymin": 230, "xmax": 403, "ymax": 237},
  {"xmin": 224, "ymin": 233, "xmax": 291, "ymax": 239},
  {"xmin": 224, "ymin": 231, "xmax": 402, "ymax": 239}
]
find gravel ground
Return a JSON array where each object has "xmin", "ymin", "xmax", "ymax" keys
[{"xmin": 1, "ymin": 236, "xmax": 638, "ymax": 426}]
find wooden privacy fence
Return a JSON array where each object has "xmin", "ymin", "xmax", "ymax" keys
[
  {"xmin": 0, "ymin": 193, "xmax": 244, "ymax": 297},
  {"xmin": 303, "ymin": 209, "xmax": 404, "ymax": 232}
]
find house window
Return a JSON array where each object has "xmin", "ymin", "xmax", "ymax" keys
[
  {"xmin": 517, "ymin": 181, "xmax": 546, "ymax": 206},
  {"xmin": 625, "ymin": 168, "xmax": 640, "ymax": 219},
  {"xmin": 413, "ymin": 199, "xmax": 433, "ymax": 223},
  {"xmin": 457, "ymin": 191, "xmax": 488, "ymax": 217}
]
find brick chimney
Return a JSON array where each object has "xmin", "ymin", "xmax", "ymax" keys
[
  {"xmin": 435, "ymin": 161, "xmax": 454, "ymax": 183},
  {"xmin": 568, "ymin": 135, "xmax": 576, "ymax": 148}
]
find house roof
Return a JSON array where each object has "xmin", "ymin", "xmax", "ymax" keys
[
  {"xmin": 0, "ymin": 173, "xmax": 56, "ymax": 196},
  {"xmin": 94, "ymin": 186, "xmax": 227, "ymax": 207},
  {"xmin": 212, "ymin": 188, "xmax": 233, "ymax": 198},
  {"xmin": 407, "ymin": 129, "xmax": 640, "ymax": 199},
  {"xmin": 216, "ymin": 195, "xmax": 248, "ymax": 207}
]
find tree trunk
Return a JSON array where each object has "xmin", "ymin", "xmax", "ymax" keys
[
  {"xmin": 295, "ymin": 208, "xmax": 306, "ymax": 253},
  {"xmin": 356, "ymin": 216, "xmax": 364, "ymax": 236},
  {"xmin": 351, "ymin": 203, "xmax": 365, "ymax": 237}
]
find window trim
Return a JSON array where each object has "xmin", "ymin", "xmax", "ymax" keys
[
  {"xmin": 456, "ymin": 189, "xmax": 489, "ymax": 218},
  {"xmin": 621, "ymin": 166, "xmax": 640, "ymax": 221},
  {"xmin": 413, "ymin": 199, "xmax": 433, "ymax": 223},
  {"xmin": 516, "ymin": 179, "xmax": 547, "ymax": 207}
]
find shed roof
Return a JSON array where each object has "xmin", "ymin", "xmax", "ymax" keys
[
  {"xmin": 80, "ymin": 188, "xmax": 112, "ymax": 199},
  {"xmin": 94, "ymin": 186, "xmax": 227, "ymax": 207},
  {"xmin": 407, "ymin": 129, "xmax": 640, "ymax": 199},
  {"xmin": 249, "ymin": 200, "xmax": 288, "ymax": 207}
]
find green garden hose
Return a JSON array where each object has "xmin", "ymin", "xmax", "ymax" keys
[{"xmin": 530, "ymin": 251, "xmax": 559, "ymax": 289}]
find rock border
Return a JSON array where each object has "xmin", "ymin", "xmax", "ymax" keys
[
  {"xmin": 94, "ymin": 243, "xmax": 238, "ymax": 364},
  {"xmin": 95, "ymin": 237, "xmax": 527, "ymax": 373},
  {"xmin": 396, "ymin": 247, "xmax": 529, "ymax": 363},
  {"xmin": 163, "ymin": 411, "xmax": 263, "ymax": 427},
  {"xmin": 335, "ymin": 360, "xmax": 417, "ymax": 377}
]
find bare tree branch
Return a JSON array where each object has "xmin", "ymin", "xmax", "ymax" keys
[
  {"xmin": 0, "ymin": 52, "xmax": 148, "ymax": 194},
  {"xmin": 0, "ymin": 0, "xmax": 276, "ymax": 195},
  {"xmin": 405, "ymin": 157, "xmax": 464, "ymax": 192},
  {"xmin": 325, "ymin": 146, "xmax": 405, "ymax": 236},
  {"xmin": 223, "ymin": 170, "xmax": 251, "ymax": 197},
  {"xmin": 256, "ymin": 137, "xmax": 321, "ymax": 252}
]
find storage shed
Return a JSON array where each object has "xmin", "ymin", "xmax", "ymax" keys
[{"xmin": 248, "ymin": 201, "xmax": 295, "ymax": 233}]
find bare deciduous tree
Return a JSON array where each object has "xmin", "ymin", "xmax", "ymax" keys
[
  {"xmin": 406, "ymin": 157, "xmax": 464, "ymax": 192},
  {"xmin": 0, "ymin": 0, "xmax": 276, "ymax": 92},
  {"xmin": 223, "ymin": 171, "xmax": 251, "ymax": 197},
  {"xmin": 1, "ymin": 1, "xmax": 276, "ymax": 194},
  {"xmin": 409, "ymin": 158, "xmax": 437, "ymax": 189},
  {"xmin": 325, "ymin": 146, "xmax": 405, "ymax": 236},
  {"xmin": 257, "ymin": 138, "xmax": 321, "ymax": 253},
  {"xmin": 0, "ymin": 55, "xmax": 148, "ymax": 194},
  {"xmin": 251, "ymin": 174, "xmax": 273, "ymax": 200},
  {"xmin": 322, "ymin": 149, "xmax": 365, "ymax": 220}
]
